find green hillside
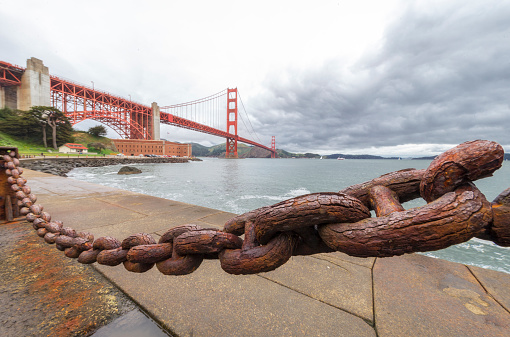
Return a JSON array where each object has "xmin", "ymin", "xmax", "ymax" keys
[
  {"xmin": 72, "ymin": 131, "xmax": 116, "ymax": 152},
  {"xmin": 0, "ymin": 131, "xmax": 48, "ymax": 154},
  {"xmin": 191, "ymin": 142, "xmax": 253, "ymax": 157},
  {"xmin": 0, "ymin": 130, "xmax": 116, "ymax": 155}
]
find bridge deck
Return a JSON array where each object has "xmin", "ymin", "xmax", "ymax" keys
[{"xmin": 8, "ymin": 168, "xmax": 510, "ymax": 337}]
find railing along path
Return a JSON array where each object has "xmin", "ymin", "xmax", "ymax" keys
[{"xmin": 3, "ymin": 140, "xmax": 510, "ymax": 275}]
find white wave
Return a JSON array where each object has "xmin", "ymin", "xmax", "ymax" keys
[
  {"xmin": 239, "ymin": 187, "xmax": 311, "ymax": 203},
  {"xmin": 284, "ymin": 188, "xmax": 310, "ymax": 198},
  {"xmin": 225, "ymin": 199, "xmax": 244, "ymax": 214},
  {"xmin": 70, "ymin": 172, "xmax": 97, "ymax": 179},
  {"xmin": 240, "ymin": 194, "xmax": 284, "ymax": 201},
  {"xmin": 471, "ymin": 237, "xmax": 510, "ymax": 249}
]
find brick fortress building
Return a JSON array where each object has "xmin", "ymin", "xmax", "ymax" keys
[{"xmin": 112, "ymin": 139, "xmax": 192, "ymax": 157}]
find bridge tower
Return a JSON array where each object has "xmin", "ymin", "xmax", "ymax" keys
[
  {"xmin": 151, "ymin": 102, "xmax": 161, "ymax": 140},
  {"xmin": 19, "ymin": 58, "xmax": 51, "ymax": 111},
  {"xmin": 226, "ymin": 88, "xmax": 238, "ymax": 158},
  {"xmin": 271, "ymin": 136, "xmax": 276, "ymax": 158}
]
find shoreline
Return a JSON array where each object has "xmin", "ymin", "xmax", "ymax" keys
[{"xmin": 19, "ymin": 156, "xmax": 197, "ymax": 177}]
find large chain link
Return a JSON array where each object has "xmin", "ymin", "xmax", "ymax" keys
[{"xmin": 3, "ymin": 140, "xmax": 510, "ymax": 275}]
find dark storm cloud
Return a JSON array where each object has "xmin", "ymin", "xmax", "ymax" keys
[{"xmin": 252, "ymin": 1, "xmax": 510, "ymax": 154}]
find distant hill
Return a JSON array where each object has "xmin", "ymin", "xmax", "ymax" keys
[
  {"xmin": 191, "ymin": 143, "xmax": 402, "ymax": 159},
  {"xmin": 72, "ymin": 131, "xmax": 116, "ymax": 151},
  {"xmin": 192, "ymin": 143, "xmax": 510, "ymax": 160},
  {"xmin": 191, "ymin": 142, "xmax": 255, "ymax": 158},
  {"xmin": 326, "ymin": 154, "xmax": 398, "ymax": 160}
]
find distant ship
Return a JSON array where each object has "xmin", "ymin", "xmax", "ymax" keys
[{"xmin": 337, "ymin": 157, "xmax": 345, "ymax": 160}]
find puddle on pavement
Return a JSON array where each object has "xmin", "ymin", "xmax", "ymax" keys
[{"xmin": 90, "ymin": 309, "xmax": 171, "ymax": 337}]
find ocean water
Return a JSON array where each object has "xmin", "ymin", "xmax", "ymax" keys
[{"xmin": 67, "ymin": 157, "xmax": 510, "ymax": 274}]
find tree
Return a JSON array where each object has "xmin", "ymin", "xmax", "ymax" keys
[
  {"xmin": 26, "ymin": 106, "xmax": 72, "ymax": 148},
  {"xmin": 0, "ymin": 107, "xmax": 72, "ymax": 146},
  {"xmin": 26, "ymin": 106, "xmax": 48, "ymax": 147},
  {"xmin": 47, "ymin": 109, "xmax": 69, "ymax": 149},
  {"xmin": 55, "ymin": 119, "xmax": 75, "ymax": 147},
  {"xmin": 87, "ymin": 142, "xmax": 106, "ymax": 153},
  {"xmin": 88, "ymin": 125, "xmax": 107, "ymax": 137},
  {"xmin": 0, "ymin": 108, "xmax": 39, "ymax": 141}
]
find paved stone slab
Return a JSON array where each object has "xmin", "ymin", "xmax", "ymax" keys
[
  {"xmin": 90, "ymin": 309, "xmax": 169, "ymax": 337},
  {"xmin": 468, "ymin": 265, "xmax": 510, "ymax": 312},
  {"xmin": 85, "ymin": 216, "xmax": 177, "ymax": 240},
  {"xmin": 199, "ymin": 211, "xmax": 238, "ymax": 227},
  {"xmin": 41, "ymin": 197, "xmax": 148, "ymax": 231},
  {"xmin": 316, "ymin": 251, "xmax": 376, "ymax": 269},
  {"xmin": 24, "ymin": 174, "xmax": 121, "ymax": 197},
  {"xmin": 20, "ymin": 169, "xmax": 50, "ymax": 178},
  {"xmin": 84, "ymin": 208, "xmax": 243, "ymax": 244},
  {"xmin": 374, "ymin": 254, "xmax": 510, "ymax": 337},
  {"xmin": 95, "ymin": 260, "xmax": 376, "ymax": 337},
  {"xmin": 262, "ymin": 255, "xmax": 374, "ymax": 323},
  {"xmin": 191, "ymin": 219, "xmax": 224, "ymax": 230},
  {"xmin": 95, "ymin": 193, "xmax": 193, "ymax": 216}
]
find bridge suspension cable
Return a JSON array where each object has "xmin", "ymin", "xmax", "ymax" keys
[
  {"xmin": 159, "ymin": 88, "xmax": 275, "ymax": 158},
  {"xmin": 238, "ymin": 91, "xmax": 263, "ymax": 145},
  {"xmin": 1, "ymin": 57, "xmax": 275, "ymax": 157},
  {"xmin": 160, "ymin": 89, "xmax": 228, "ymax": 130}
]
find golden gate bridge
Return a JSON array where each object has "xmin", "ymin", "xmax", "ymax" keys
[{"xmin": 0, "ymin": 58, "xmax": 276, "ymax": 158}]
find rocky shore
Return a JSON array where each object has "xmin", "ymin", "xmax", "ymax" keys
[{"xmin": 19, "ymin": 157, "xmax": 193, "ymax": 176}]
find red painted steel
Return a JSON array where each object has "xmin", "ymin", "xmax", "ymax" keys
[
  {"xmin": 271, "ymin": 136, "xmax": 276, "ymax": 158},
  {"xmin": 50, "ymin": 76, "xmax": 153, "ymax": 140},
  {"xmin": 0, "ymin": 61, "xmax": 23, "ymax": 86},
  {"xmin": 50, "ymin": 80, "xmax": 276, "ymax": 155},
  {"xmin": 226, "ymin": 88, "xmax": 238, "ymax": 158},
  {"xmin": 160, "ymin": 88, "xmax": 276, "ymax": 155},
  {"xmin": 0, "ymin": 59, "xmax": 276, "ymax": 156},
  {"xmin": 159, "ymin": 112, "xmax": 275, "ymax": 153}
]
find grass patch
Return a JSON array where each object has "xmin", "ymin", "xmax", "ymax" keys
[
  {"xmin": 0, "ymin": 130, "xmax": 117, "ymax": 156},
  {"xmin": 0, "ymin": 132, "xmax": 48, "ymax": 154}
]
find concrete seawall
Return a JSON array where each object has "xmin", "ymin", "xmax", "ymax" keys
[{"xmin": 3, "ymin": 168, "xmax": 510, "ymax": 336}]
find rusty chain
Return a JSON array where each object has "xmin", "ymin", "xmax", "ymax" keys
[{"xmin": 3, "ymin": 140, "xmax": 510, "ymax": 275}]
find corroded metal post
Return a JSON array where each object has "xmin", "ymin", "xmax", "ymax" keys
[{"xmin": 1, "ymin": 146, "xmax": 20, "ymax": 222}]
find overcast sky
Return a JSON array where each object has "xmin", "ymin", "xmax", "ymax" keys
[{"xmin": 2, "ymin": 0, "xmax": 509, "ymax": 156}]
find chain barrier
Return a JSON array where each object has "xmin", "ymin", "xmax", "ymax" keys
[{"xmin": 3, "ymin": 140, "xmax": 510, "ymax": 275}]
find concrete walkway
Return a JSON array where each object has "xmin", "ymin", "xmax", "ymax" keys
[{"xmin": 12, "ymin": 169, "xmax": 510, "ymax": 336}]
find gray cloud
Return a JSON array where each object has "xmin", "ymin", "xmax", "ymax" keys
[
  {"xmin": 2, "ymin": 1, "xmax": 510, "ymax": 156},
  {"xmin": 250, "ymin": 1, "xmax": 510, "ymax": 155}
]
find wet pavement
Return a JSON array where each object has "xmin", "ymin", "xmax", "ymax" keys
[{"xmin": 90, "ymin": 309, "xmax": 169, "ymax": 337}]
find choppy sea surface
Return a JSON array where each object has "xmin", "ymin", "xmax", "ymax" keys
[{"xmin": 68, "ymin": 157, "xmax": 510, "ymax": 274}]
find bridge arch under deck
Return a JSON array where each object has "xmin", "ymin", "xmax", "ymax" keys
[
  {"xmin": 69, "ymin": 113, "xmax": 148, "ymax": 140},
  {"xmin": 0, "ymin": 58, "xmax": 274, "ymax": 155}
]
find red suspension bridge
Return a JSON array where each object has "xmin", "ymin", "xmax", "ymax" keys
[{"xmin": 0, "ymin": 58, "xmax": 276, "ymax": 158}]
